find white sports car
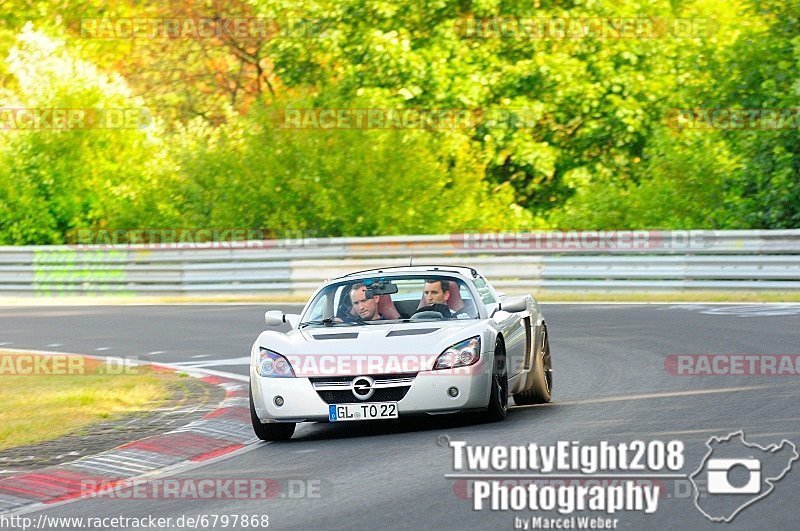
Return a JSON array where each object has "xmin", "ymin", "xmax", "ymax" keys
[{"xmin": 249, "ymin": 265, "xmax": 553, "ymax": 440}]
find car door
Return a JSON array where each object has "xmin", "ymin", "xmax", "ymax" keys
[{"xmin": 474, "ymin": 277, "xmax": 527, "ymax": 377}]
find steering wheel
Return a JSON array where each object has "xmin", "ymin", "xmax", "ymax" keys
[
  {"xmin": 410, "ymin": 310, "xmax": 447, "ymax": 320},
  {"xmin": 336, "ymin": 300, "xmax": 355, "ymax": 321},
  {"xmin": 413, "ymin": 303, "xmax": 452, "ymax": 319}
]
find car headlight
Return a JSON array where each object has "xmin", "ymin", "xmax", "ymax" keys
[
  {"xmin": 434, "ymin": 336, "xmax": 481, "ymax": 370},
  {"xmin": 257, "ymin": 348, "xmax": 295, "ymax": 377}
]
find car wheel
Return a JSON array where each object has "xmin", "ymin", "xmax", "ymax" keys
[
  {"xmin": 513, "ymin": 325, "xmax": 552, "ymax": 405},
  {"xmin": 250, "ymin": 385, "xmax": 295, "ymax": 441},
  {"xmin": 485, "ymin": 338, "xmax": 509, "ymax": 421}
]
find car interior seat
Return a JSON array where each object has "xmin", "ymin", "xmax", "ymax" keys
[{"xmin": 376, "ymin": 294, "xmax": 400, "ymax": 320}]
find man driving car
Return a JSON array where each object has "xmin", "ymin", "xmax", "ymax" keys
[{"xmin": 420, "ymin": 279, "xmax": 469, "ymax": 319}]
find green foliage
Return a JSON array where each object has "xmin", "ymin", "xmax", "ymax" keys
[
  {"xmin": 0, "ymin": 26, "xmax": 161, "ymax": 243},
  {"xmin": 699, "ymin": 0, "xmax": 800, "ymax": 228},
  {"xmin": 0, "ymin": 0, "xmax": 798, "ymax": 244},
  {"xmin": 548, "ymin": 127, "xmax": 743, "ymax": 229},
  {"xmin": 167, "ymin": 101, "xmax": 532, "ymax": 236}
]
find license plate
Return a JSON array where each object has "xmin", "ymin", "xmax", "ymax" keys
[{"xmin": 328, "ymin": 402, "xmax": 398, "ymax": 422}]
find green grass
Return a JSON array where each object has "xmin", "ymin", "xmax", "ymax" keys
[{"xmin": 0, "ymin": 354, "xmax": 179, "ymax": 451}]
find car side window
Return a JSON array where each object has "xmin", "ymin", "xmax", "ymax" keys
[
  {"xmin": 335, "ymin": 284, "xmax": 355, "ymax": 319},
  {"xmin": 473, "ymin": 277, "xmax": 496, "ymax": 304}
]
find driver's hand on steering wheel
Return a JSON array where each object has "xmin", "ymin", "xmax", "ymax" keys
[{"xmin": 416, "ymin": 303, "xmax": 453, "ymax": 318}]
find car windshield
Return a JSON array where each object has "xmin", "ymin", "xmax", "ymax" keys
[{"xmin": 299, "ymin": 275, "xmax": 479, "ymax": 327}]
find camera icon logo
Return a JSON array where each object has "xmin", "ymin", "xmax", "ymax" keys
[
  {"xmin": 690, "ymin": 430, "xmax": 799, "ymax": 522},
  {"xmin": 706, "ymin": 458, "xmax": 761, "ymax": 494}
]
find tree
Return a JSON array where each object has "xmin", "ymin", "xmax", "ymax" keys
[{"xmin": 0, "ymin": 25, "xmax": 165, "ymax": 243}]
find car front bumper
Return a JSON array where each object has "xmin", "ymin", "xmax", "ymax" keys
[{"xmin": 250, "ymin": 361, "xmax": 493, "ymax": 423}]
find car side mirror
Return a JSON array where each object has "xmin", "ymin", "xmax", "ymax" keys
[
  {"xmin": 265, "ymin": 310, "xmax": 286, "ymax": 326},
  {"xmin": 265, "ymin": 310, "xmax": 301, "ymax": 329},
  {"xmin": 498, "ymin": 296, "xmax": 528, "ymax": 314}
]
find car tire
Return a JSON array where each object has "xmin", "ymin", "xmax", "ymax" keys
[
  {"xmin": 484, "ymin": 338, "xmax": 509, "ymax": 421},
  {"xmin": 250, "ymin": 385, "xmax": 296, "ymax": 441},
  {"xmin": 513, "ymin": 325, "xmax": 552, "ymax": 405}
]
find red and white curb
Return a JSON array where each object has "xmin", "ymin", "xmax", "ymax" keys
[{"xmin": 0, "ymin": 350, "xmax": 259, "ymax": 516}]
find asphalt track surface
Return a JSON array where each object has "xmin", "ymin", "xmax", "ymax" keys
[{"xmin": 1, "ymin": 303, "xmax": 799, "ymax": 530}]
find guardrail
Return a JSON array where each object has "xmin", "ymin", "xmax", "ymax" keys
[{"xmin": 1, "ymin": 230, "xmax": 799, "ymax": 295}]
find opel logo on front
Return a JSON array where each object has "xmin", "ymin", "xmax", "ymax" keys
[{"xmin": 352, "ymin": 376, "xmax": 375, "ymax": 400}]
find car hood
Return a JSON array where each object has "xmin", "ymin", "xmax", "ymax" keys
[{"xmin": 254, "ymin": 320, "xmax": 489, "ymax": 377}]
